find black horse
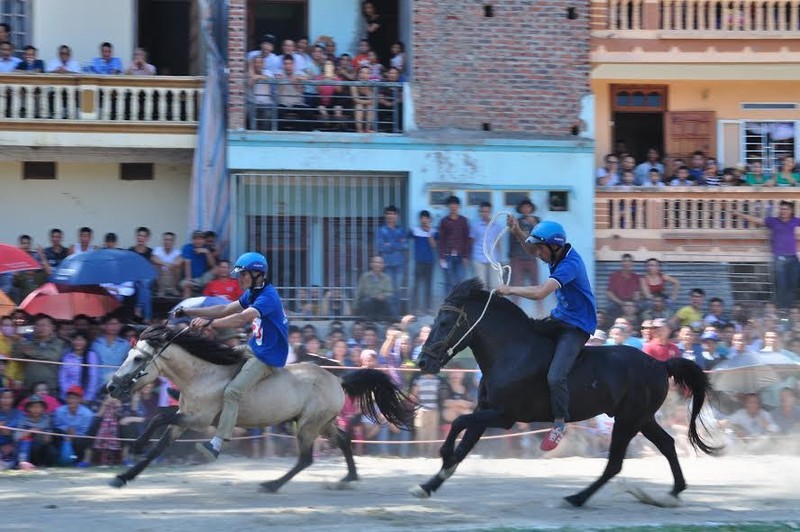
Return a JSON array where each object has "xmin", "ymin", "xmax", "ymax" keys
[{"xmin": 413, "ymin": 279, "xmax": 718, "ymax": 507}]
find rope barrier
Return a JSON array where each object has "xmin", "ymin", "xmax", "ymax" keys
[
  {"xmin": 2, "ymin": 423, "xmax": 555, "ymax": 445},
  {"xmin": 2, "ymin": 355, "xmax": 798, "ymax": 375},
  {"xmin": 5, "ymin": 423, "xmax": 796, "ymax": 447}
]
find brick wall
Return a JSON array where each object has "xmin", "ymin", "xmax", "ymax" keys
[
  {"xmin": 412, "ymin": 0, "xmax": 590, "ymax": 135},
  {"xmin": 228, "ymin": 0, "xmax": 247, "ymax": 130}
]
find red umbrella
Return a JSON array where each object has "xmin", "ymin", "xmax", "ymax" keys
[
  {"xmin": 19, "ymin": 283, "xmax": 121, "ymax": 320},
  {"xmin": 0, "ymin": 243, "xmax": 41, "ymax": 274}
]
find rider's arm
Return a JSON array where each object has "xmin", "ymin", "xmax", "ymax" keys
[
  {"xmin": 206, "ymin": 306, "xmax": 259, "ymax": 329},
  {"xmin": 183, "ymin": 300, "xmax": 243, "ymax": 319},
  {"xmin": 502, "ymin": 278, "xmax": 559, "ymax": 301}
]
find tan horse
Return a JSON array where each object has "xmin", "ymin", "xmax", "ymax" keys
[{"xmin": 106, "ymin": 325, "xmax": 414, "ymax": 492}]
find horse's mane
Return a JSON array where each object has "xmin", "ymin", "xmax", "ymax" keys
[
  {"xmin": 140, "ymin": 325, "xmax": 244, "ymax": 366},
  {"xmin": 446, "ymin": 278, "xmax": 534, "ymax": 325}
]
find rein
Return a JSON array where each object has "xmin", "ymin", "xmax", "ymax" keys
[
  {"xmin": 123, "ymin": 320, "xmax": 191, "ymax": 390},
  {"xmin": 431, "ymin": 212, "xmax": 514, "ymax": 359}
]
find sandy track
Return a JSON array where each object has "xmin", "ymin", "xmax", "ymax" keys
[{"xmin": 2, "ymin": 454, "xmax": 799, "ymax": 531}]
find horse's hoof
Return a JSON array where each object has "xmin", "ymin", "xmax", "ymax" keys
[
  {"xmin": 409, "ymin": 485, "xmax": 431, "ymax": 499},
  {"xmin": 108, "ymin": 476, "xmax": 126, "ymax": 489},
  {"xmin": 652, "ymin": 494, "xmax": 681, "ymax": 508},
  {"xmin": 563, "ymin": 494, "xmax": 584, "ymax": 507},
  {"xmin": 259, "ymin": 481, "xmax": 281, "ymax": 493}
]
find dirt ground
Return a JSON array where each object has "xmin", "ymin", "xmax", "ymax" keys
[{"xmin": 2, "ymin": 454, "xmax": 799, "ymax": 531}]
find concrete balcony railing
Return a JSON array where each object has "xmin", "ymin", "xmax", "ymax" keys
[
  {"xmin": 595, "ymin": 0, "xmax": 800, "ymax": 34},
  {"xmin": 0, "ymin": 74, "xmax": 204, "ymax": 130},
  {"xmin": 595, "ymin": 188, "xmax": 800, "ymax": 261}
]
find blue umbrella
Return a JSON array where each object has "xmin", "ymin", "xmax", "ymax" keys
[{"xmin": 53, "ymin": 249, "xmax": 157, "ymax": 285}]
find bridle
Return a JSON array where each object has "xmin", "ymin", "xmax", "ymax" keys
[
  {"xmin": 420, "ymin": 303, "xmax": 471, "ymax": 363},
  {"xmin": 110, "ymin": 326, "xmax": 190, "ymax": 397}
]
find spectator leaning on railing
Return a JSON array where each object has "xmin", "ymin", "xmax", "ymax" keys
[
  {"xmin": 47, "ymin": 45, "xmax": 81, "ymax": 73},
  {"xmin": 726, "ymin": 200, "xmax": 800, "ymax": 310}
]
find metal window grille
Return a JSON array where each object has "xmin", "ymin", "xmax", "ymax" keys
[
  {"xmin": 232, "ymin": 171, "xmax": 408, "ymax": 318},
  {"xmin": 743, "ymin": 121, "xmax": 796, "ymax": 175},
  {"xmin": 0, "ymin": 0, "xmax": 31, "ymax": 49}
]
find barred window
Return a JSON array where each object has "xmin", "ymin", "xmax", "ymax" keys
[
  {"xmin": 0, "ymin": 0, "xmax": 31, "ymax": 50},
  {"xmin": 743, "ymin": 121, "xmax": 796, "ymax": 175}
]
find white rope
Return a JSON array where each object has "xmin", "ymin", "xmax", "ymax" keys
[{"xmin": 446, "ymin": 212, "xmax": 515, "ymax": 356}]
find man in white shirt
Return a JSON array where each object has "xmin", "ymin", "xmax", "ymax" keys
[
  {"xmin": 247, "ymin": 34, "xmax": 282, "ymax": 77},
  {"xmin": 469, "ymin": 201, "xmax": 503, "ymax": 290},
  {"xmin": 152, "ymin": 231, "xmax": 183, "ymax": 297},
  {"xmin": 0, "ymin": 41, "xmax": 21, "ymax": 72},
  {"xmin": 46, "ymin": 45, "xmax": 81, "ymax": 73}
]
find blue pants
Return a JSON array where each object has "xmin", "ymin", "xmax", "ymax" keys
[
  {"xmin": 774, "ymin": 256, "xmax": 799, "ymax": 309},
  {"xmin": 444, "ymin": 256, "xmax": 466, "ymax": 296},
  {"xmin": 135, "ymin": 279, "xmax": 153, "ymax": 321},
  {"xmin": 532, "ymin": 318, "xmax": 590, "ymax": 421},
  {"xmin": 384, "ymin": 263, "xmax": 405, "ymax": 315}
]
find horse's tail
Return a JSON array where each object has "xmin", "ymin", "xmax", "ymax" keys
[
  {"xmin": 340, "ymin": 369, "xmax": 417, "ymax": 430},
  {"xmin": 664, "ymin": 357, "xmax": 722, "ymax": 455}
]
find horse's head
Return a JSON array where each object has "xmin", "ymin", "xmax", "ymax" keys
[
  {"xmin": 106, "ymin": 339, "xmax": 163, "ymax": 400},
  {"xmin": 417, "ymin": 279, "xmax": 485, "ymax": 374}
]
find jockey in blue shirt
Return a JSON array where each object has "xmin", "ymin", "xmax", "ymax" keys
[
  {"xmin": 497, "ymin": 220, "xmax": 597, "ymax": 451},
  {"xmin": 179, "ymin": 252, "xmax": 289, "ymax": 460}
]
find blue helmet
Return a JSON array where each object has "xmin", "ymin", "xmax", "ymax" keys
[
  {"xmin": 231, "ymin": 252, "xmax": 268, "ymax": 277},
  {"xmin": 525, "ymin": 221, "xmax": 567, "ymax": 246}
]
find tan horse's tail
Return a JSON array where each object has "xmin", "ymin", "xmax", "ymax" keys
[{"xmin": 341, "ymin": 369, "xmax": 417, "ymax": 430}]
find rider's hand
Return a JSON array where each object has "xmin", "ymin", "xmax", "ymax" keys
[
  {"xmin": 495, "ymin": 285, "xmax": 513, "ymax": 296},
  {"xmin": 506, "ymin": 214, "xmax": 519, "ymax": 231},
  {"xmin": 189, "ymin": 318, "xmax": 213, "ymax": 329}
]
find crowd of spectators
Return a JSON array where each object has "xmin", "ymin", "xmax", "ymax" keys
[
  {"xmin": 0, "ymin": 24, "xmax": 156, "ymax": 76},
  {"xmin": 600, "ymin": 254, "xmax": 800, "ymax": 455},
  {"xmin": 1, "ymin": 226, "xmax": 229, "ymax": 323},
  {"xmin": 596, "ymin": 146, "xmax": 800, "ymax": 188},
  {"xmin": 247, "ymin": 3, "xmax": 406, "ymax": 132}
]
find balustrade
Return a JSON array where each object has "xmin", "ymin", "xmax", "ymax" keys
[
  {"xmin": 0, "ymin": 74, "xmax": 204, "ymax": 125},
  {"xmin": 600, "ymin": 0, "xmax": 800, "ymax": 32}
]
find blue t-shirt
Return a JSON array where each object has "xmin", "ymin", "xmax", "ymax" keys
[
  {"xmin": 410, "ymin": 226, "xmax": 436, "ymax": 264},
  {"xmin": 548, "ymin": 246, "xmax": 598, "ymax": 335},
  {"xmin": 239, "ymin": 285, "xmax": 289, "ymax": 367},
  {"xmin": 181, "ymin": 243, "xmax": 210, "ymax": 279}
]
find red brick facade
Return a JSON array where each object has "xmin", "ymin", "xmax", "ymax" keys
[
  {"xmin": 226, "ymin": 0, "xmax": 590, "ymax": 135},
  {"xmin": 412, "ymin": 0, "xmax": 590, "ymax": 135},
  {"xmin": 228, "ymin": 0, "xmax": 247, "ymax": 130}
]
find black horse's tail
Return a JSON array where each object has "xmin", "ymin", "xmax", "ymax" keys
[
  {"xmin": 340, "ymin": 369, "xmax": 416, "ymax": 430},
  {"xmin": 664, "ymin": 357, "xmax": 721, "ymax": 455}
]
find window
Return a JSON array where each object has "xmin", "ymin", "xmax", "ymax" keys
[
  {"xmin": 743, "ymin": 122, "xmax": 796, "ymax": 175},
  {"xmin": 120, "ymin": 163, "xmax": 154, "ymax": 181},
  {"xmin": 23, "ymin": 162, "xmax": 56, "ymax": 180},
  {"xmin": 0, "ymin": 0, "xmax": 31, "ymax": 49},
  {"xmin": 611, "ymin": 85, "xmax": 667, "ymax": 112}
]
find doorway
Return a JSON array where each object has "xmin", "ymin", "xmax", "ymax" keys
[
  {"xmin": 138, "ymin": 0, "xmax": 191, "ymax": 75},
  {"xmin": 248, "ymin": 0, "xmax": 308, "ymax": 50},
  {"xmin": 613, "ymin": 112, "xmax": 664, "ymax": 162},
  {"xmin": 610, "ymin": 85, "xmax": 667, "ymax": 161}
]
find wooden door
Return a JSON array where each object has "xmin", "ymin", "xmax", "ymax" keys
[{"xmin": 665, "ymin": 111, "xmax": 716, "ymax": 162}]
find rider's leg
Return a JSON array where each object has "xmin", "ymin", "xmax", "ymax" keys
[
  {"xmin": 210, "ymin": 357, "xmax": 274, "ymax": 452},
  {"xmin": 543, "ymin": 324, "xmax": 589, "ymax": 451}
]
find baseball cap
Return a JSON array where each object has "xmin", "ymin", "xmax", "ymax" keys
[
  {"xmin": 66, "ymin": 385, "xmax": 84, "ymax": 397},
  {"xmin": 700, "ymin": 331, "xmax": 719, "ymax": 342},
  {"xmin": 192, "ymin": 230, "xmax": 205, "ymax": 238}
]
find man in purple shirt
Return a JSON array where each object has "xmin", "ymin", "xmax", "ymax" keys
[
  {"xmin": 437, "ymin": 196, "xmax": 470, "ymax": 294},
  {"xmin": 731, "ymin": 200, "xmax": 800, "ymax": 308}
]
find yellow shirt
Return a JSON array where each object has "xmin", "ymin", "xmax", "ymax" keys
[
  {"xmin": 675, "ymin": 306, "xmax": 702, "ymax": 330},
  {"xmin": 0, "ymin": 335, "xmax": 23, "ymax": 383}
]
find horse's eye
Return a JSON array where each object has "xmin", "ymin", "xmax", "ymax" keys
[{"xmin": 133, "ymin": 355, "xmax": 145, "ymax": 363}]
